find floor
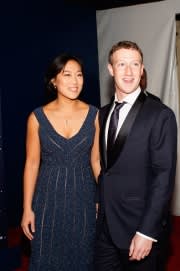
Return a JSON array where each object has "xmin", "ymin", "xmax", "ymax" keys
[{"xmin": 7, "ymin": 216, "xmax": 180, "ymax": 271}]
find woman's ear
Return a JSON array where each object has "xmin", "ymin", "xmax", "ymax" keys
[
  {"xmin": 51, "ymin": 78, "xmax": 55, "ymax": 85},
  {"xmin": 50, "ymin": 78, "xmax": 57, "ymax": 89}
]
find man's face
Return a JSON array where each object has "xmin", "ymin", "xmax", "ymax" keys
[{"xmin": 108, "ymin": 48, "xmax": 144, "ymax": 99}]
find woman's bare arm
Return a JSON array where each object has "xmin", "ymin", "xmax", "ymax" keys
[{"xmin": 21, "ymin": 112, "xmax": 40, "ymax": 240}]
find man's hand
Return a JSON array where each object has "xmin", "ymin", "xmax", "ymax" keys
[{"xmin": 129, "ymin": 234, "xmax": 153, "ymax": 261}]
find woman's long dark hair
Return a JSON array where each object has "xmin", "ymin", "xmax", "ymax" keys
[{"xmin": 44, "ymin": 53, "xmax": 84, "ymax": 103}]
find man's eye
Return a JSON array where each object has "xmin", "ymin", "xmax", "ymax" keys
[
  {"xmin": 118, "ymin": 63, "xmax": 125, "ymax": 67},
  {"xmin": 133, "ymin": 62, "xmax": 140, "ymax": 67}
]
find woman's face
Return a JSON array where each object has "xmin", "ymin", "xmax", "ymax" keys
[{"xmin": 52, "ymin": 60, "xmax": 84, "ymax": 100}]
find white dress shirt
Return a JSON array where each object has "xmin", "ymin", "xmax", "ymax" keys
[
  {"xmin": 105, "ymin": 87, "xmax": 157, "ymax": 242},
  {"xmin": 105, "ymin": 87, "xmax": 141, "ymax": 145}
]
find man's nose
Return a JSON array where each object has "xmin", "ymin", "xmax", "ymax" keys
[{"xmin": 125, "ymin": 65, "xmax": 133, "ymax": 75}]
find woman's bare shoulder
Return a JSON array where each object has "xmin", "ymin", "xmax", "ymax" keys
[{"xmin": 42, "ymin": 100, "xmax": 57, "ymax": 112}]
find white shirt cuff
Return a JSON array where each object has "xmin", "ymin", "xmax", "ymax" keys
[{"xmin": 136, "ymin": 232, "xmax": 157, "ymax": 242}]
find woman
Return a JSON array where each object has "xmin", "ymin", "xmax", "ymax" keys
[{"xmin": 21, "ymin": 53, "xmax": 100, "ymax": 270}]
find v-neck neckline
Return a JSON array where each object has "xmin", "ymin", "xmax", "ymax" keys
[{"xmin": 40, "ymin": 106, "xmax": 91, "ymax": 141}]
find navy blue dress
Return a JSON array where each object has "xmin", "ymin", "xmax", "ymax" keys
[{"xmin": 29, "ymin": 105, "xmax": 98, "ymax": 271}]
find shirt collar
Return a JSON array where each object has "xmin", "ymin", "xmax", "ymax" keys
[{"xmin": 114, "ymin": 87, "xmax": 141, "ymax": 105}]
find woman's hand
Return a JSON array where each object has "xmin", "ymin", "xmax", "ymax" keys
[{"xmin": 21, "ymin": 209, "xmax": 35, "ymax": 240}]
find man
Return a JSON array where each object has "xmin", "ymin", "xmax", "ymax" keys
[{"xmin": 95, "ymin": 41, "xmax": 177, "ymax": 271}]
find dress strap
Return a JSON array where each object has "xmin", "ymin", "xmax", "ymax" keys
[{"xmin": 33, "ymin": 107, "xmax": 44, "ymax": 125}]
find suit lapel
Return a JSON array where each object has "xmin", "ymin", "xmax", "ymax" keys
[
  {"xmin": 99, "ymin": 103, "xmax": 113, "ymax": 169},
  {"xmin": 107, "ymin": 91, "xmax": 146, "ymax": 169}
]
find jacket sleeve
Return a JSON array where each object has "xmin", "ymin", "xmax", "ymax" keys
[{"xmin": 137, "ymin": 108, "xmax": 177, "ymax": 239}]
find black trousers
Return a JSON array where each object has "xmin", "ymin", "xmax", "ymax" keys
[{"xmin": 95, "ymin": 219, "xmax": 160, "ymax": 271}]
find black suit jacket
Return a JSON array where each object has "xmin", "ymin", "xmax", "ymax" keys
[{"xmin": 96, "ymin": 91, "xmax": 177, "ymax": 249}]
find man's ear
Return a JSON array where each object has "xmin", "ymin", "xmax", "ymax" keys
[
  {"xmin": 141, "ymin": 64, "xmax": 144, "ymax": 76},
  {"xmin": 107, "ymin": 63, "xmax": 114, "ymax": 76}
]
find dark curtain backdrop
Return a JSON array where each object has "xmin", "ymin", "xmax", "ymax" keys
[
  {"xmin": 0, "ymin": 0, "xmax": 100, "ymax": 227},
  {"xmin": 0, "ymin": 88, "xmax": 7, "ymax": 247}
]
